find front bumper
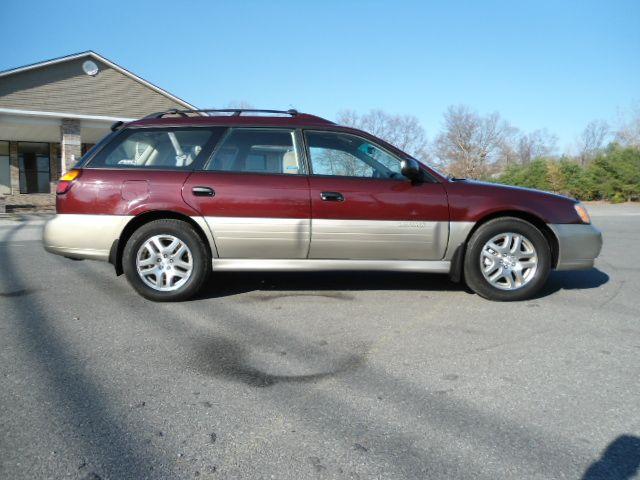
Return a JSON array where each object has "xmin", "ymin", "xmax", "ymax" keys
[
  {"xmin": 549, "ymin": 223, "xmax": 603, "ymax": 270},
  {"xmin": 43, "ymin": 214, "xmax": 132, "ymax": 261}
]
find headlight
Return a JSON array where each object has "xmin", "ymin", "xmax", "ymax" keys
[{"xmin": 574, "ymin": 203, "xmax": 591, "ymax": 224}]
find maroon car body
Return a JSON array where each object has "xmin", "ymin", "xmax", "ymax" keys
[{"xmin": 44, "ymin": 109, "xmax": 602, "ymax": 301}]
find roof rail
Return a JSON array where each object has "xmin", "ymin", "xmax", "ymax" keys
[{"xmin": 144, "ymin": 108, "xmax": 300, "ymax": 119}]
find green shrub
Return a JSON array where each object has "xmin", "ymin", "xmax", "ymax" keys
[{"xmin": 493, "ymin": 146, "xmax": 640, "ymax": 201}]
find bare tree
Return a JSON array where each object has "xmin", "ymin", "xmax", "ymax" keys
[
  {"xmin": 496, "ymin": 125, "xmax": 521, "ymax": 167},
  {"xmin": 497, "ymin": 137, "xmax": 519, "ymax": 167},
  {"xmin": 615, "ymin": 103, "xmax": 640, "ymax": 148},
  {"xmin": 577, "ymin": 120, "xmax": 609, "ymax": 165},
  {"xmin": 516, "ymin": 129, "xmax": 558, "ymax": 164},
  {"xmin": 203, "ymin": 101, "xmax": 256, "ymax": 116},
  {"xmin": 225, "ymin": 100, "xmax": 255, "ymax": 109},
  {"xmin": 336, "ymin": 109, "xmax": 429, "ymax": 161},
  {"xmin": 434, "ymin": 105, "xmax": 514, "ymax": 178}
]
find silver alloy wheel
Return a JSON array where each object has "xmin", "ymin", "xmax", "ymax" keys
[
  {"xmin": 136, "ymin": 234, "xmax": 193, "ymax": 292},
  {"xmin": 480, "ymin": 232, "xmax": 538, "ymax": 291}
]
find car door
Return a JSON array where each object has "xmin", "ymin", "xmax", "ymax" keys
[
  {"xmin": 183, "ymin": 127, "xmax": 311, "ymax": 258},
  {"xmin": 304, "ymin": 130, "xmax": 449, "ymax": 260}
]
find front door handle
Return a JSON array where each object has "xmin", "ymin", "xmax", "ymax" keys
[
  {"xmin": 320, "ymin": 191, "xmax": 344, "ymax": 202},
  {"xmin": 192, "ymin": 186, "xmax": 215, "ymax": 197}
]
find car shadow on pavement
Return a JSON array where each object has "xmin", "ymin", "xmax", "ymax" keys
[
  {"xmin": 196, "ymin": 268, "xmax": 609, "ymax": 300},
  {"xmin": 191, "ymin": 336, "xmax": 366, "ymax": 388},
  {"xmin": 196, "ymin": 270, "xmax": 469, "ymax": 299},
  {"xmin": 582, "ymin": 435, "xmax": 640, "ymax": 480},
  {"xmin": 535, "ymin": 268, "xmax": 609, "ymax": 298}
]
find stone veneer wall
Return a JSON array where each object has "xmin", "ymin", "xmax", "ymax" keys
[{"xmin": 60, "ymin": 119, "xmax": 81, "ymax": 174}]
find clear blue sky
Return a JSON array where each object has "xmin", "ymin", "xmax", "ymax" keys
[{"xmin": 2, "ymin": 0, "xmax": 638, "ymax": 150}]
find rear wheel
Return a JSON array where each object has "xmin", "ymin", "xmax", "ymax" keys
[
  {"xmin": 463, "ymin": 217, "xmax": 551, "ymax": 301},
  {"xmin": 123, "ymin": 219, "xmax": 210, "ymax": 301}
]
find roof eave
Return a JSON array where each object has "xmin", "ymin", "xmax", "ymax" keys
[{"xmin": 0, "ymin": 51, "xmax": 197, "ymax": 111}]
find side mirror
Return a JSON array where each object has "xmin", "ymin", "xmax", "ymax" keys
[{"xmin": 401, "ymin": 159, "xmax": 423, "ymax": 182}]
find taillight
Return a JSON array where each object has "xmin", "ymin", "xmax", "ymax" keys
[{"xmin": 56, "ymin": 169, "xmax": 82, "ymax": 194}]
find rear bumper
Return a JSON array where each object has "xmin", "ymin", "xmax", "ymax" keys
[
  {"xmin": 43, "ymin": 214, "xmax": 132, "ymax": 261},
  {"xmin": 549, "ymin": 223, "xmax": 603, "ymax": 270}
]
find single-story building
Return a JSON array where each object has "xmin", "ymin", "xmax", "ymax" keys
[{"xmin": 0, "ymin": 51, "xmax": 196, "ymax": 212}]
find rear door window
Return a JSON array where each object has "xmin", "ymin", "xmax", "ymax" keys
[
  {"xmin": 205, "ymin": 128, "xmax": 304, "ymax": 175},
  {"xmin": 89, "ymin": 128, "xmax": 219, "ymax": 169}
]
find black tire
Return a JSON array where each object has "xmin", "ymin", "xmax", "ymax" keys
[
  {"xmin": 123, "ymin": 219, "xmax": 210, "ymax": 302},
  {"xmin": 463, "ymin": 217, "xmax": 551, "ymax": 301}
]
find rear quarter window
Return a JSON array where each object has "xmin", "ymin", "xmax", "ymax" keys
[{"xmin": 87, "ymin": 127, "xmax": 223, "ymax": 170}]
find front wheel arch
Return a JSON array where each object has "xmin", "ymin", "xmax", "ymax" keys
[
  {"xmin": 449, "ymin": 210, "xmax": 558, "ymax": 284},
  {"xmin": 465, "ymin": 211, "xmax": 558, "ymax": 268},
  {"xmin": 111, "ymin": 211, "xmax": 212, "ymax": 276},
  {"xmin": 463, "ymin": 216, "xmax": 552, "ymax": 301}
]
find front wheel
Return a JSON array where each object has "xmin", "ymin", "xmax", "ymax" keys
[
  {"xmin": 123, "ymin": 219, "xmax": 210, "ymax": 301},
  {"xmin": 463, "ymin": 217, "xmax": 551, "ymax": 301}
]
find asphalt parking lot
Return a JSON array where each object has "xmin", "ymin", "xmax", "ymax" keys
[{"xmin": 1, "ymin": 203, "xmax": 639, "ymax": 480}]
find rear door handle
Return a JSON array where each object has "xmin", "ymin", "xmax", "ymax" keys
[
  {"xmin": 320, "ymin": 191, "xmax": 344, "ymax": 202},
  {"xmin": 192, "ymin": 186, "xmax": 215, "ymax": 197}
]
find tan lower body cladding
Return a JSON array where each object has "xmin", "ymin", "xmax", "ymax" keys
[{"xmin": 44, "ymin": 214, "xmax": 600, "ymax": 273}]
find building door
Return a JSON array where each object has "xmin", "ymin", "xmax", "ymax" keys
[
  {"xmin": 183, "ymin": 128, "xmax": 311, "ymax": 258},
  {"xmin": 18, "ymin": 142, "xmax": 50, "ymax": 194},
  {"xmin": 303, "ymin": 130, "xmax": 450, "ymax": 260}
]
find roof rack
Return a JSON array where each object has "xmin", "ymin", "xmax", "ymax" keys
[
  {"xmin": 144, "ymin": 108, "xmax": 300, "ymax": 119},
  {"xmin": 110, "ymin": 120, "xmax": 125, "ymax": 132}
]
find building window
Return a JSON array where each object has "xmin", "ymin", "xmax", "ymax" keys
[
  {"xmin": 82, "ymin": 143, "xmax": 96, "ymax": 156},
  {"xmin": 0, "ymin": 141, "xmax": 10, "ymax": 195},
  {"xmin": 18, "ymin": 142, "xmax": 50, "ymax": 194}
]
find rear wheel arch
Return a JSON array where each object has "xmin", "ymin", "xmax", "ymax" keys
[{"xmin": 112, "ymin": 211, "xmax": 212, "ymax": 275}]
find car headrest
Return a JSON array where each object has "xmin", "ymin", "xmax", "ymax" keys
[{"xmin": 282, "ymin": 150, "xmax": 299, "ymax": 174}]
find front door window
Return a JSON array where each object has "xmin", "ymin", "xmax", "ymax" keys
[{"xmin": 305, "ymin": 131, "xmax": 403, "ymax": 179}]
